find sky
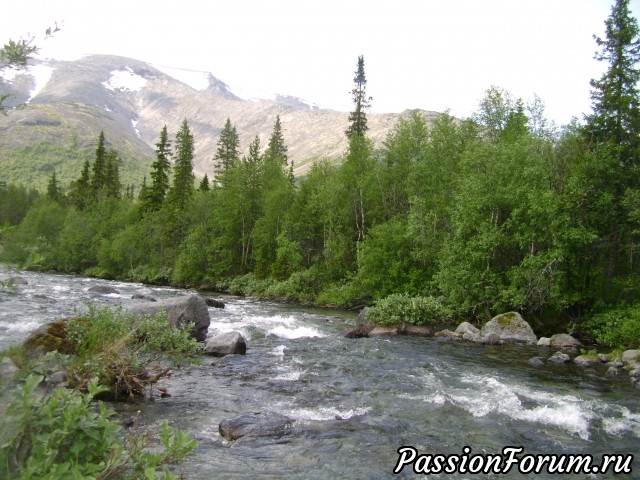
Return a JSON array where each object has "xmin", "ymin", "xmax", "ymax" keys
[{"xmin": 2, "ymin": 0, "xmax": 639, "ymax": 126}]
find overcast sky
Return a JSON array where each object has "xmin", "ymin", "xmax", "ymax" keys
[{"xmin": 2, "ymin": 0, "xmax": 638, "ymax": 126}]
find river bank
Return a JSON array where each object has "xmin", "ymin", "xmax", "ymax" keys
[{"xmin": 1, "ymin": 269, "xmax": 639, "ymax": 479}]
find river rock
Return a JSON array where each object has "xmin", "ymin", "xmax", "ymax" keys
[
  {"xmin": 403, "ymin": 325, "xmax": 435, "ymax": 337},
  {"xmin": 548, "ymin": 351, "xmax": 571, "ymax": 364},
  {"xmin": 573, "ymin": 355, "xmax": 600, "ymax": 368},
  {"xmin": 455, "ymin": 322, "xmax": 481, "ymax": 336},
  {"xmin": 537, "ymin": 337, "xmax": 551, "ymax": 347},
  {"xmin": 9, "ymin": 276, "xmax": 28, "ymax": 285},
  {"xmin": 621, "ymin": 350, "xmax": 640, "ymax": 364},
  {"xmin": 219, "ymin": 412, "xmax": 294, "ymax": 441},
  {"xmin": 88, "ymin": 285, "xmax": 120, "ymax": 295},
  {"xmin": 205, "ymin": 297, "xmax": 226, "ymax": 309},
  {"xmin": 344, "ymin": 323, "xmax": 374, "ymax": 338},
  {"xmin": 369, "ymin": 327, "xmax": 398, "ymax": 336},
  {"xmin": 434, "ymin": 329, "xmax": 463, "ymax": 341},
  {"xmin": 528, "ymin": 356, "xmax": 546, "ymax": 367},
  {"xmin": 606, "ymin": 366, "xmax": 621, "ymax": 376},
  {"xmin": 629, "ymin": 369, "xmax": 640, "ymax": 378},
  {"xmin": 131, "ymin": 293, "xmax": 157, "ymax": 302},
  {"xmin": 549, "ymin": 334, "xmax": 583, "ymax": 349},
  {"xmin": 480, "ymin": 312, "xmax": 537, "ymax": 345},
  {"xmin": 205, "ymin": 331, "xmax": 247, "ymax": 356},
  {"xmin": 128, "ymin": 294, "xmax": 210, "ymax": 342},
  {"xmin": 344, "ymin": 309, "xmax": 374, "ymax": 338},
  {"xmin": 22, "ymin": 318, "xmax": 74, "ymax": 357}
]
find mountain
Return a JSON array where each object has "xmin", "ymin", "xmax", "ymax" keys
[{"xmin": 0, "ymin": 54, "xmax": 441, "ymax": 190}]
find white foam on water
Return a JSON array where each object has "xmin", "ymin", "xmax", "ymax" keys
[
  {"xmin": 411, "ymin": 372, "xmax": 599, "ymax": 440},
  {"xmin": 287, "ymin": 405, "xmax": 372, "ymax": 422},
  {"xmin": 212, "ymin": 313, "xmax": 327, "ymax": 340},
  {"xmin": 271, "ymin": 345, "xmax": 287, "ymax": 358},
  {"xmin": 273, "ymin": 370, "xmax": 303, "ymax": 381},
  {"xmin": 268, "ymin": 324, "xmax": 326, "ymax": 339},
  {"xmin": 0, "ymin": 320, "xmax": 43, "ymax": 333}
]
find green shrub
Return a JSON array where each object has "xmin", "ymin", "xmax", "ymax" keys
[
  {"xmin": 587, "ymin": 304, "xmax": 640, "ymax": 349},
  {"xmin": 365, "ymin": 293, "xmax": 451, "ymax": 326},
  {"xmin": 0, "ymin": 374, "xmax": 196, "ymax": 479},
  {"xmin": 64, "ymin": 306, "xmax": 202, "ymax": 398}
]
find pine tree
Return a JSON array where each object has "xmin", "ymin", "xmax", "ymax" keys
[
  {"xmin": 90, "ymin": 131, "xmax": 107, "ymax": 195},
  {"xmin": 104, "ymin": 149, "xmax": 121, "ymax": 198},
  {"xmin": 345, "ymin": 55, "xmax": 372, "ymax": 139},
  {"xmin": 199, "ymin": 174, "xmax": 210, "ymax": 192},
  {"xmin": 265, "ymin": 115, "xmax": 288, "ymax": 166},
  {"xmin": 213, "ymin": 118, "xmax": 240, "ymax": 174},
  {"xmin": 71, "ymin": 160, "xmax": 91, "ymax": 210},
  {"xmin": 147, "ymin": 125, "xmax": 172, "ymax": 209},
  {"xmin": 585, "ymin": 0, "xmax": 640, "ymax": 166},
  {"xmin": 46, "ymin": 170, "xmax": 63, "ymax": 203},
  {"xmin": 168, "ymin": 119, "xmax": 195, "ymax": 210}
]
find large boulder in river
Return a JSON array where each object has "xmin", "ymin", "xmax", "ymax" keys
[
  {"xmin": 128, "ymin": 294, "xmax": 210, "ymax": 342},
  {"xmin": 549, "ymin": 333, "xmax": 583, "ymax": 349},
  {"xmin": 88, "ymin": 285, "xmax": 120, "ymax": 295},
  {"xmin": 205, "ymin": 331, "xmax": 247, "ymax": 356},
  {"xmin": 219, "ymin": 412, "xmax": 294, "ymax": 441},
  {"xmin": 480, "ymin": 312, "xmax": 537, "ymax": 345}
]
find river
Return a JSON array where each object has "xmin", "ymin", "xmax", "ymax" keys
[{"xmin": 0, "ymin": 268, "xmax": 638, "ymax": 479}]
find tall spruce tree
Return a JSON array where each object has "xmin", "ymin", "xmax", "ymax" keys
[
  {"xmin": 168, "ymin": 119, "xmax": 195, "ymax": 210},
  {"xmin": 104, "ymin": 149, "xmax": 121, "ymax": 198},
  {"xmin": 585, "ymin": 0, "xmax": 640, "ymax": 166},
  {"xmin": 146, "ymin": 125, "xmax": 172, "ymax": 210},
  {"xmin": 71, "ymin": 160, "xmax": 91, "ymax": 210},
  {"xmin": 90, "ymin": 131, "xmax": 107, "ymax": 196},
  {"xmin": 345, "ymin": 55, "xmax": 372, "ymax": 139},
  {"xmin": 265, "ymin": 115, "xmax": 288, "ymax": 166},
  {"xmin": 46, "ymin": 170, "xmax": 63, "ymax": 203},
  {"xmin": 214, "ymin": 118, "xmax": 240, "ymax": 174}
]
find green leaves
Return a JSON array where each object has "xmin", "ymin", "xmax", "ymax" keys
[{"xmin": 0, "ymin": 374, "xmax": 197, "ymax": 479}]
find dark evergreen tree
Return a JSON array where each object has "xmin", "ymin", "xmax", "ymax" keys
[
  {"xmin": 90, "ymin": 131, "xmax": 107, "ymax": 195},
  {"xmin": 70, "ymin": 160, "xmax": 91, "ymax": 210},
  {"xmin": 199, "ymin": 174, "xmax": 210, "ymax": 192},
  {"xmin": 168, "ymin": 119, "xmax": 195, "ymax": 210},
  {"xmin": 265, "ymin": 115, "xmax": 288, "ymax": 166},
  {"xmin": 146, "ymin": 125, "xmax": 172, "ymax": 210},
  {"xmin": 213, "ymin": 118, "xmax": 240, "ymax": 174},
  {"xmin": 585, "ymin": 0, "xmax": 640, "ymax": 166},
  {"xmin": 345, "ymin": 55, "xmax": 372, "ymax": 139},
  {"xmin": 46, "ymin": 170, "xmax": 63, "ymax": 203},
  {"xmin": 104, "ymin": 149, "xmax": 121, "ymax": 198}
]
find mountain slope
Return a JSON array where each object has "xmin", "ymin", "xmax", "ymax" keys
[{"xmin": 0, "ymin": 54, "xmax": 441, "ymax": 190}]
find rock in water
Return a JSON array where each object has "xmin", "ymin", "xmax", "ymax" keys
[
  {"xmin": 128, "ymin": 294, "xmax": 210, "ymax": 341},
  {"xmin": 88, "ymin": 285, "xmax": 120, "ymax": 295},
  {"xmin": 219, "ymin": 412, "xmax": 294, "ymax": 440},
  {"xmin": 205, "ymin": 297, "xmax": 225, "ymax": 309},
  {"xmin": 549, "ymin": 333, "xmax": 583, "ymax": 349},
  {"xmin": 480, "ymin": 312, "xmax": 537, "ymax": 345},
  {"xmin": 205, "ymin": 331, "xmax": 247, "ymax": 356}
]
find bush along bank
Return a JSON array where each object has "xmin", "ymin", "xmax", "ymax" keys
[{"xmin": 0, "ymin": 305, "xmax": 203, "ymax": 479}]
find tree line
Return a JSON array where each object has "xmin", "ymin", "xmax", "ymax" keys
[{"xmin": 1, "ymin": 0, "xmax": 639, "ymax": 348}]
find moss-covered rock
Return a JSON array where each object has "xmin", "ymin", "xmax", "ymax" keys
[
  {"xmin": 22, "ymin": 319, "xmax": 75, "ymax": 358},
  {"xmin": 480, "ymin": 312, "xmax": 537, "ymax": 345}
]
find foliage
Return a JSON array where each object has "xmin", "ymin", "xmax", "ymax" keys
[
  {"xmin": 0, "ymin": 374, "xmax": 196, "ymax": 479},
  {"xmin": 586, "ymin": 304, "xmax": 640, "ymax": 348},
  {"xmin": 0, "ymin": 37, "xmax": 38, "ymax": 66},
  {"xmin": 64, "ymin": 306, "xmax": 202, "ymax": 398},
  {"xmin": 366, "ymin": 293, "xmax": 451, "ymax": 326},
  {"xmin": 345, "ymin": 55, "xmax": 372, "ymax": 138}
]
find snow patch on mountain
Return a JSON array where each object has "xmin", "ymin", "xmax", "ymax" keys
[
  {"xmin": 152, "ymin": 64, "xmax": 211, "ymax": 91},
  {"xmin": 102, "ymin": 67, "xmax": 148, "ymax": 92},
  {"xmin": 0, "ymin": 63, "xmax": 54, "ymax": 103}
]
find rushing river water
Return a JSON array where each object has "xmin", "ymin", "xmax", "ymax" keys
[{"xmin": 1, "ymin": 268, "xmax": 639, "ymax": 479}]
